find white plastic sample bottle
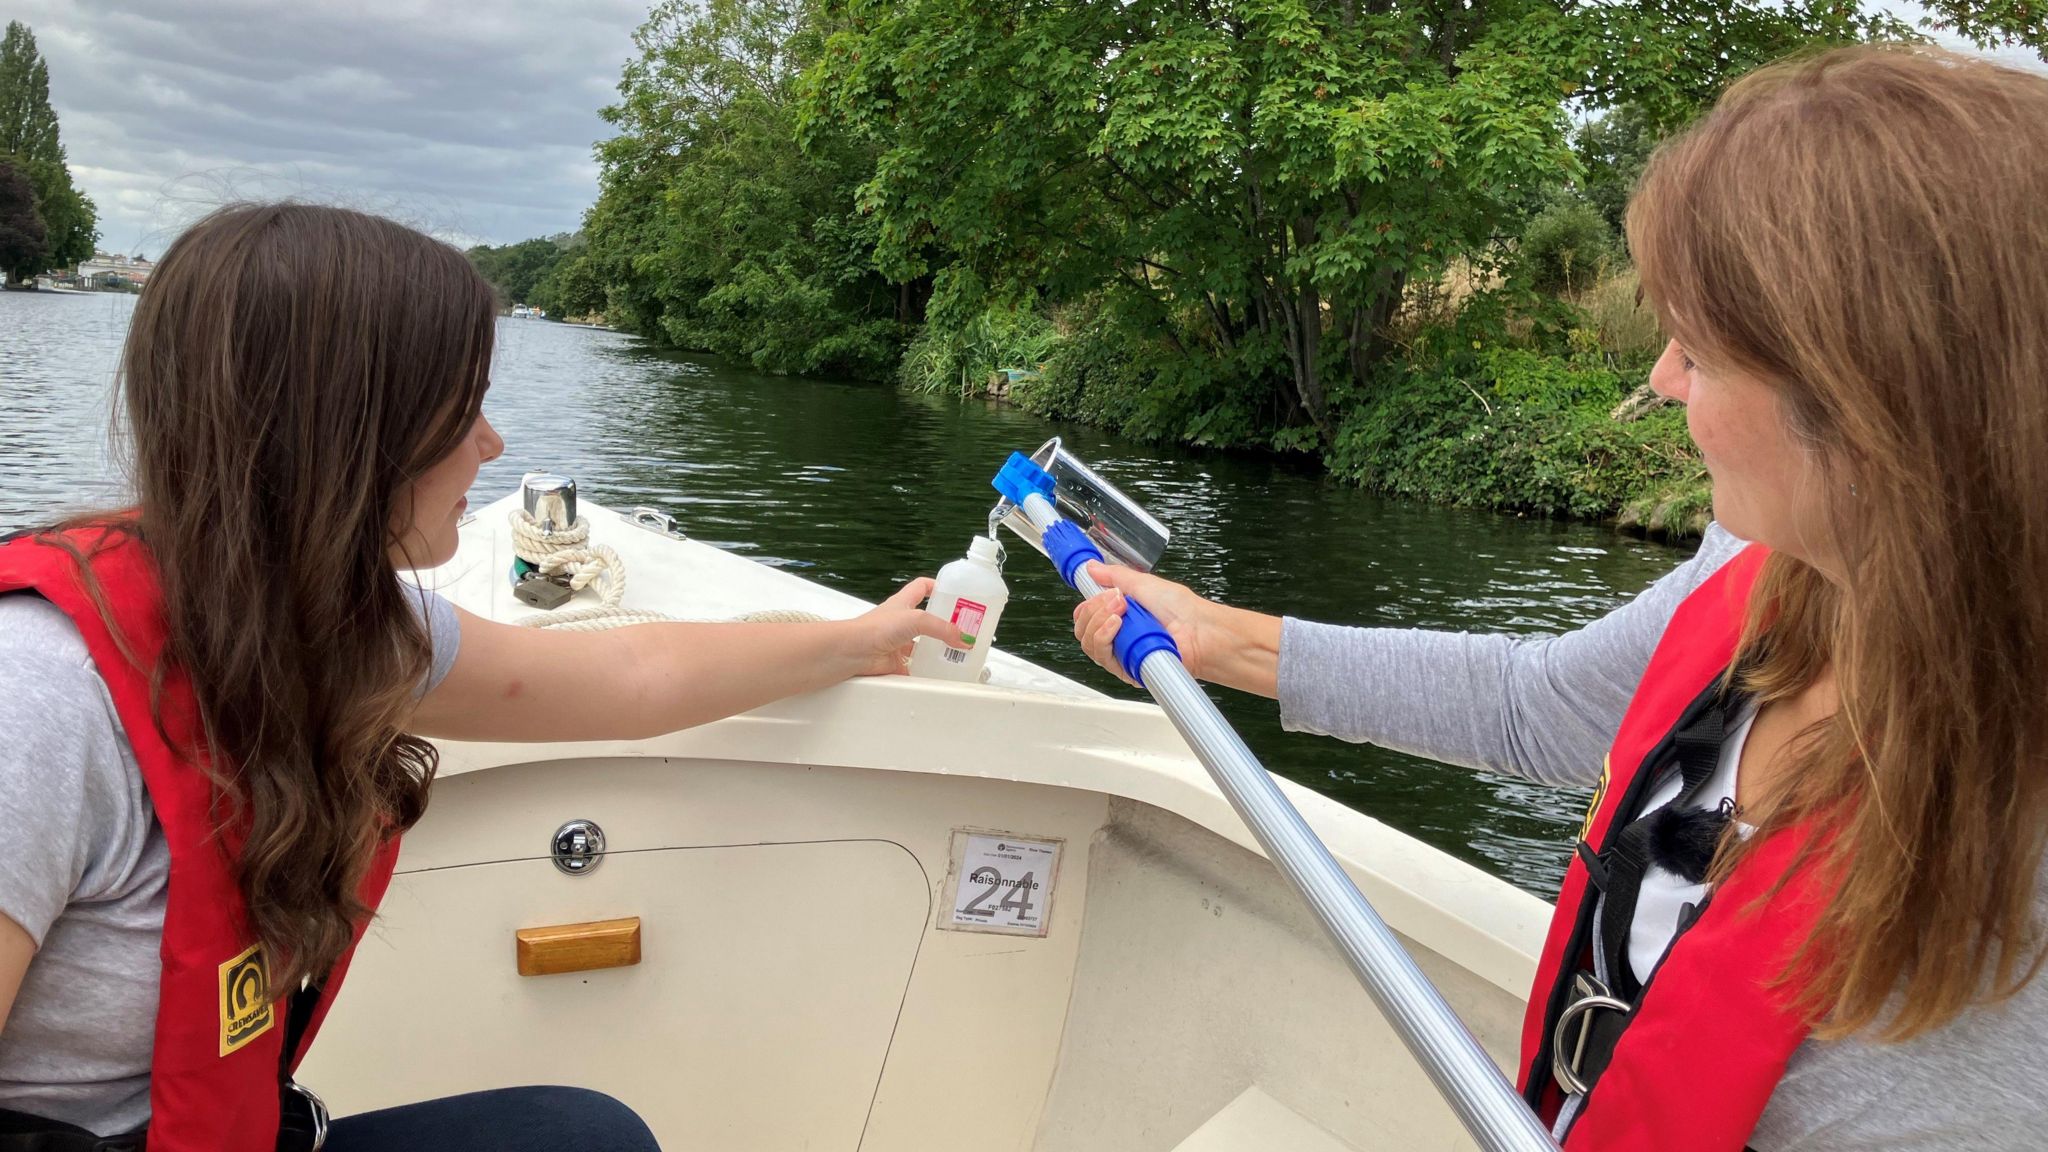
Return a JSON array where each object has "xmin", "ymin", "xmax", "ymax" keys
[{"xmin": 908, "ymin": 535, "xmax": 1009, "ymax": 682}]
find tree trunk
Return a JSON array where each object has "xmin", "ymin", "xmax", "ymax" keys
[
  {"xmin": 895, "ymin": 274, "xmax": 934, "ymax": 325},
  {"xmin": 1287, "ymin": 216, "xmax": 1329, "ymax": 436},
  {"xmin": 1348, "ymin": 266, "xmax": 1408, "ymax": 386}
]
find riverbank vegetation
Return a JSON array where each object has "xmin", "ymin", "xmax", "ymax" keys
[
  {"xmin": 481, "ymin": 0, "xmax": 2043, "ymax": 538},
  {"xmin": 464, "ymin": 233, "xmax": 605, "ymax": 320},
  {"xmin": 0, "ymin": 22, "xmax": 99, "ymax": 287}
]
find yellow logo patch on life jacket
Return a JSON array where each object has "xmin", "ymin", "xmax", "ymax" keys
[
  {"xmin": 218, "ymin": 942, "xmax": 274, "ymax": 1056},
  {"xmin": 1579, "ymin": 754, "xmax": 1611, "ymax": 844}
]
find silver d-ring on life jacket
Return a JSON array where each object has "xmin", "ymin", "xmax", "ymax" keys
[
  {"xmin": 288, "ymin": 1082, "xmax": 330, "ymax": 1151},
  {"xmin": 1552, "ymin": 973, "xmax": 1632, "ymax": 1096}
]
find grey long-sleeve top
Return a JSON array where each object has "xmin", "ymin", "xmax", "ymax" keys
[{"xmin": 1277, "ymin": 524, "xmax": 1749, "ymax": 788}]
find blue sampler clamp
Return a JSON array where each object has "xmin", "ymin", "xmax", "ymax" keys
[{"xmin": 991, "ymin": 453, "xmax": 1179, "ymax": 686}]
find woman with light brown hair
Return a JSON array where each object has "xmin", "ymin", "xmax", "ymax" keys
[
  {"xmin": 0, "ymin": 204, "xmax": 967, "ymax": 1151},
  {"xmin": 1072, "ymin": 45, "xmax": 2048, "ymax": 1149}
]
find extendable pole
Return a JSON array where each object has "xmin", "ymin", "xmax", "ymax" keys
[{"xmin": 993, "ymin": 454, "xmax": 1560, "ymax": 1152}]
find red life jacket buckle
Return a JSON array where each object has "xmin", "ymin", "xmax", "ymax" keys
[{"xmin": 1552, "ymin": 973, "xmax": 1632, "ymax": 1096}]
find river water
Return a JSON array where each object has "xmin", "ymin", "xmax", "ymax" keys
[{"xmin": 0, "ymin": 289, "xmax": 1692, "ymax": 898}]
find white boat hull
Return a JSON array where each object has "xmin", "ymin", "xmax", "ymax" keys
[{"xmin": 301, "ymin": 493, "xmax": 1553, "ymax": 1150}]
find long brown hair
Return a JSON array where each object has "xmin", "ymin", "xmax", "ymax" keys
[
  {"xmin": 109, "ymin": 204, "xmax": 496, "ymax": 993},
  {"xmin": 1630, "ymin": 47, "xmax": 2048, "ymax": 1039}
]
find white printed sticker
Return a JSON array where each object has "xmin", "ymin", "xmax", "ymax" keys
[{"xmin": 942, "ymin": 831, "xmax": 1062, "ymax": 937}]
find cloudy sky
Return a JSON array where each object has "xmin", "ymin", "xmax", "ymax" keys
[
  {"xmin": 13, "ymin": 0, "xmax": 651, "ymax": 254},
  {"xmin": 11, "ymin": 2, "xmax": 2044, "ymax": 258}
]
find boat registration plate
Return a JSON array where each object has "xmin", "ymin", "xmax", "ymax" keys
[{"xmin": 940, "ymin": 831, "xmax": 1063, "ymax": 937}]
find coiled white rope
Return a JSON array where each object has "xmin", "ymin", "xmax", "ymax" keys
[{"xmin": 509, "ymin": 509, "xmax": 823, "ymax": 632}]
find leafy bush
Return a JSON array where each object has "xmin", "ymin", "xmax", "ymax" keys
[
  {"xmin": 1520, "ymin": 196, "xmax": 1617, "ymax": 297},
  {"xmin": 1618, "ymin": 472, "xmax": 1714, "ymax": 538},
  {"xmin": 1328, "ymin": 347, "xmax": 1701, "ymax": 524},
  {"xmin": 898, "ymin": 294, "xmax": 1060, "ymax": 396},
  {"xmin": 1018, "ymin": 296, "xmax": 1301, "ymax": 451}
]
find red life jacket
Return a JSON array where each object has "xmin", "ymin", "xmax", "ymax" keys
[
  {"xmin": 0, "ymin": 526, "xmax": 400, "ymax": 1151},
  {"xmin": 1514, "ymin": 543, "xmax": 1836, "ymax": 1150}
]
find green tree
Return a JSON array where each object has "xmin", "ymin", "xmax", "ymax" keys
[
  {"xmin": 532, "ymin": 248, "xmax": 606, "ymax": 318},
  {"xmin": 1521, "ymin": 193, "xmax": 1615, "ymax": 295},
  {"xmin": 1573, "ymin": 105, "xmax": 1657, "ymax": 237},
  {"xmin": 0, "ymin": 22, "xmax": 60, "ymax": 162},
  {"xmin": 581, "ymin": 0, "xmax": 906, "ymax": 378},
  {"xmin": 0, "ymin": 21, "xmax": 98, "ymax": 275},
  {"xmin": 22, "ymin": 157, "xmax": 94, "ymax": 268},
  {"xmin": 804, "ymin": 0, "xmax": 2035, "ymax": 444},
  {"xmin": 0, "ymin": 157, "xmax": 46, "ymax": 284},
  {"xmin": 466, "ymin": 235, "xmax": 570, "ymax": 305}
]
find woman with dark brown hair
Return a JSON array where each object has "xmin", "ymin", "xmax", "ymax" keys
[
  {"xmin": 0, "ymin": 204, "xmax": 967, "ymax": 1151},
  {"xmin": 1071, "ymin": 45, "xmax": 2048, "ymax": 1149}
]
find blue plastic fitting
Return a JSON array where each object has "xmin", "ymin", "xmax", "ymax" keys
[
  {"xmin": 1040, "ymin": 520, "xmax": 1102, "ymax": 588},
  {"xmin": 1111, "ymin": 599, "xmax": 1180, "ymax": 689},
  {"xmin": 992, "ymin": 451, "xmax": 1057, "ymax": 508},
  {"xmin": 1041, "ymin": 520, "xmax": 1181, "ymax": 686}
]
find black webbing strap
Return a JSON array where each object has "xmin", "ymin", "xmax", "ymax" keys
[
  {"xmin": 280, "ymin": 984, "xmax": 320, "ymax": 1078},
  {"xmin": 1669, "ymin": 700, "xmax": 1732, "ymax": 808},
  {"xmin": 1558, "ymin": 687, "xmax": 1748, "ymax": 1094},
  {"xmin": 0, "ymin": 1110, "xmax": 142, "ymax": 1152},
  {"xmin": 0, "ymin": 989, "xmax": 327, "ymax": 1152},
  {"xmin": 1595, "ymin": 818, "xmax": 1657, "ymax": 1001},
  {"xmin": 1589, "ymin": 690, "xmax": 1739, "ymax": 1002},
  {"xmin": 274, "ymin": 985, "xmax": 325, "ymax": 1152}
]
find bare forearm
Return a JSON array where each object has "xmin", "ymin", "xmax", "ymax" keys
[
  {"xmin": 415, "ymin": 617, "xmax": 865, "ymax": 743},
  {"xmin": 598, "ymin": 620, "xmax": 864, "ymax": 739},
  {"xmin": 1203, "ymin": 605, "xmax": 1284, "ymax": 698},
  {"xmin": 414, "ymin": 579, "xmax": 955, "ymax": 745}
]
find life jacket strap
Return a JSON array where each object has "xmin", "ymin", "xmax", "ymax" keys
[
  {"xmin": 0, "ymin": 989, "xmax": 329, "ymax": 1152},
  {"xmin": 0, "ymin": 1087, "xmax": 324, "ymax": 1152},
  {"xmin": 1550, "ymin": 685, "xmax": 1750, "ymax": 1101},
  {"xmin": 0, "ymin": 1111, "xmax": 143, "ymax": 1152}
]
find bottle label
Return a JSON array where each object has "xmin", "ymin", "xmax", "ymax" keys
[{"xmin": 950, "ymin": 598, "xmax": 988, "ymax": 644}]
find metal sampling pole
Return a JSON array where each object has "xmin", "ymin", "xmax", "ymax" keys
[{"xmin": 998, "ymin": 453, "xmax": 1561, "ymax": 1152}]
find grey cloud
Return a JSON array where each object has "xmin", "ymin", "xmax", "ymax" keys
[{"xmin": 16, "ymin": 0, "xmax": 650, "ymax": 253}]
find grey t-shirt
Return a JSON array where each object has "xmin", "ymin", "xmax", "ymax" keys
[
  {"xmin": 0, "ymin": 587, "xmax": 459, "ymax": 1136},
  {"xmin": 1278, "ymin": 524, "xmax": 2048, "ymax": 1149}
]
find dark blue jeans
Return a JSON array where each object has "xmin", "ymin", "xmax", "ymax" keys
[{"xmin": 323, "ymin": 1086, "xmax": 660, "ymax": 1152}]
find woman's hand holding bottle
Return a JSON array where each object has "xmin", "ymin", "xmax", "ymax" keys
[{"xmin": 843, "ymin": 577, "xmax": 971, "ymax": 678}]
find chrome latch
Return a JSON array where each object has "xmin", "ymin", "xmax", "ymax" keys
[
  {"xmin": 627, "ymin": 506, "xmax": 687, "ymax": 540},
  {"xmin": 552, "ymin": 819, "xmax": 607, "ymax": 876}
]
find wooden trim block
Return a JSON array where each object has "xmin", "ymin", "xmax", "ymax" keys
[{"xmin": 515, "ymin": 916, "xmax": 642, "ymax": 977}]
